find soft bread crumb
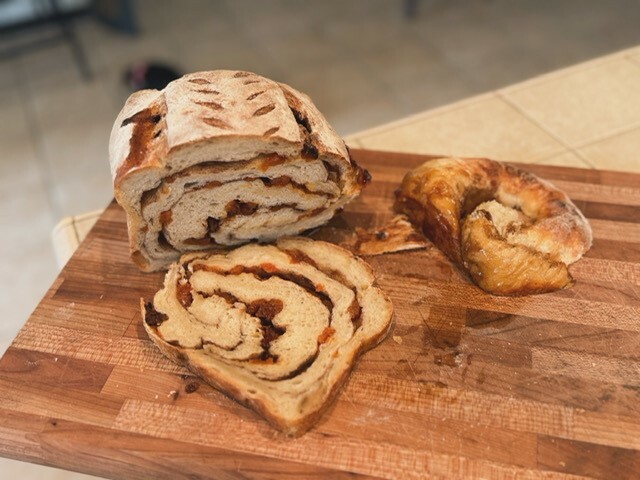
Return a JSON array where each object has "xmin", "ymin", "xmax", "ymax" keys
[{"xmin": 142, "ymin": 236, "xmax": 393, "ymax": 435}]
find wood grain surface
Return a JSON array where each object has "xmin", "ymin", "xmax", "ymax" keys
[{"xmin": 1, "ymin": 149, "xmax": 639, "ymax": 479}]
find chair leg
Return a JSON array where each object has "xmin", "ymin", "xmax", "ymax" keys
[{"xmin": 49, "ymin": 0, "xmax": 92, "ymax": 80}]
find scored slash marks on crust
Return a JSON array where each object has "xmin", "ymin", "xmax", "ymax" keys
[
  {"xmin": 232, "ymin": 71, "xmax": 262, "ymax": 85},
  {"xmin": 202, "ymin": 117, "xmax": 231, "ymax": 130},
  {"xmin": 196, "ymin": 101, "xmax": 224, "ymax": 110},
  {"xmin": 262, "ymin": 127, "xmax": 280, "ymax": 137},
  {"xmin": 246, "ymin": 90, "xmax": 265, "ymax": 101},
  {"xmin": 112, "ymin": 70, "xmax": 365, "ymax": 275},
  {"xmin": 193, "ymin": 88, "xmax": 220, "ymax": 95},
  {"xmin": 253, "ymin": 104, "xmax": 276, "ymax": 117}
]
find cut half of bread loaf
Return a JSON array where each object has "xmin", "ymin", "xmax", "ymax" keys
[
  {"xmin": 109, "ymin": 70, "xmax": 370, "ymax": 271},
  {"xmin": 142, "ymin": 236, "xmax": 393, "ymax": 436}
]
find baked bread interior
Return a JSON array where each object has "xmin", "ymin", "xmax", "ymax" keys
[
  {"xmin": 395, "ymin": 157, "xmax": 592, "ymax": 295},
  {"xmin": 109, "ymin": 70, "xmax": 370, "ymax": 271},
  {"xmin": 142, "ymin": 236, "xmax": 393, "ymax": 436}
]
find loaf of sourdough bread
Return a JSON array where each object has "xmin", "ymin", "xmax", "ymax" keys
[
  {"xmin": 142, "ymin": 236, "xmax": 393, "ymax": 436},
  {"xmin": 109, "ymin": 70, "xmax": 370, "ymax": 271}
]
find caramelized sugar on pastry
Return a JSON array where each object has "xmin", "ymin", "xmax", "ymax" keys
[
  {"xmin": 395, "ymin": 157, "xmax": 592, "ymax": 295},
  {"xmin": 348, "ymin": 214, "xmax": 430, "ymax": 256}
]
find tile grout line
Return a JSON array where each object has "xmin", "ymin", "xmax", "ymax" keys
[
  {"xmin": 499, "ymin": 56, "xmax": 623, "ymax": 96},
  {"xmin": 349, "ymin": 92, "xmax": 496, "ymax": 143},
  {"xmin": 239, "ymin": 5, "xmax": 415, "ymax": 136},
  {"xmin": 570, "ymin": 121, "xmax": 640, "ymax": 149},
  {"xmin": 248, "ymin": 4, "xmax": 482, "ymax": 137},
  {"xmin": 496, "ymin": 91, "xmax": 598, "ymax": 169},
  {"xmin": 498, "ymin": 55, "xmax": 640, "ymax": 160},
  {"xmin": 622, "ymin": 51, "xmax": 640, "ymax": 69},
  {"xmin": 348, "ymin": 23, "xmax": 480, "ymax": 122},
  {"xmin": 342, "ymin": 14, "xmax": 503, "ymax": 137},
  {"xmin": 15, "ymin": 62, "xmax": 64, "ymax": 222}
]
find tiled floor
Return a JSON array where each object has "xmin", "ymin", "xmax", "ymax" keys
[{"xmin": 1, "ymin": 0, "xmax": 640, "ymax": 478}]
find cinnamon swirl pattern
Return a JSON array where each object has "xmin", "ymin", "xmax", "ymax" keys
[
  {"xmin": 142, "ymin": 237, "xmax": 393, "ymax": 436},
  {"xmin": 109, "ymin": 70, "xmax": 369, "ymax": 271}
]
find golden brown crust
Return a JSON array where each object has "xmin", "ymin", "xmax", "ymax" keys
[
  {"xmin": 395, "ymin": 157, "xmax": 592, "ymax": 296},
  {"xmin": 347, "ymin": 214, "xmax": 430, "ymax": 256},
  {"xmin": 460, "ymin": 209, "xmax": 574, "ymax": 294}
]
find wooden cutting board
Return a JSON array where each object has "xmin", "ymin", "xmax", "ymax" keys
[{"xmin": 1, "ymin": 149, "xmax": 639, "ymax": 479}]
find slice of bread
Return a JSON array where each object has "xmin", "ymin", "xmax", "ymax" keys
[
  {"xmin": 142, "ymin": 236, "xmax": 393, "ymax": 436},
  {"xmin": 109, "ymin": 70, "xmax": 370, "ymax": 271}
]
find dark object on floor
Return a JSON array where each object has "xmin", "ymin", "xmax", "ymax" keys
[{"xmin": 124, "ymin": 62, "xmax": 182, "ymax": 91}]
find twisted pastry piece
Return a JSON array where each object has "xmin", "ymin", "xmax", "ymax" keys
[
  {"xmin": 109, "ymin": 70, "xmax": 369, "ymax": 271},
  {"xmin": 143, "ymin": 237, "xmax": 393, "ymax": 436},
  {"xmin": 395, "ymin": 157, "xmax": 592, "ymax": 295}
]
